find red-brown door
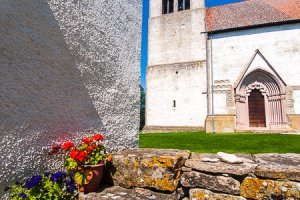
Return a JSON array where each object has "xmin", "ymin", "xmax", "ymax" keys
[{"xmin": 248, "ymin": 89, "xmax": 266, "ymax": 127}]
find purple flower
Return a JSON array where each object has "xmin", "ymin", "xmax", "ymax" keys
[
  {"xmin": 44, "ymin": 171, "xmax": 50, "ymax": 177},
  {"xmin": 24, "ymin": 175, "xmax": 42, "ymax": 189},
  {"xmin": 69, "ymin": 185, "xmax": 75, "ymax": 194},
  {"xmin": 66, "ymin": 177, "xmax": 76, "ymax": 194},
  {"xmin": 50, "ymin": 172, "xmax": 66, "ymax": 182},
  {"xmin": 18, "ymin": 192, "xmax": 27, "ymax": 198}
]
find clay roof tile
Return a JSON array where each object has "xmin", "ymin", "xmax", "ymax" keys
[{"xmin": 206, "ymin": 0, "xmax": 300, "ymax": 32}]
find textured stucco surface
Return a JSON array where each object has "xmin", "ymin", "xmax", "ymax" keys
[{"xmin": 0, "ymin": 0, "xmax": 141, "ymax": 196}]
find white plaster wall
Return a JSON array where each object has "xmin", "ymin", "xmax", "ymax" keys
[
  {"xmin": 146, "ymin": 62, "xmax": 207, "ymax": 127},
  {"xmin": 149, "ymin": 0, "xmax": 162, "ymax": 18},
  {"xmin": 214, "ymin": 94, "xmax": 227, "ymax": 114},
  {"xmin": 294, "ymin": 90, "xmax": 300, "ymax": 114},
  {"xmin": 148, "ymin": 1, "xmax": 206, "ymax": 66},
  {"xmin": 0, "ymin": 0, "xmax": 141, "ymax": 196},
  {"xmin": 210, "ymin": 24, "xmax": 300, "ymax": 114}
]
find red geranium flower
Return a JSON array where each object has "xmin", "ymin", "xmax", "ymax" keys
[
  {"xmin": 70, "ymin": 150, "xmax": 79, "ymax": 160},
  {"xmin": 77, "ymin": 151, "xmax": 88, "ymax": 161},
  {"xmin": 82, "ymin": 138, "xmax": 92, "ymax": 144},
  {"xmin": 62, "ymin": 142, "xmax": 75, "ymax": 150},
  {"xmin": 91, "ymin": 143, "xmax": 98, "ymax": 150},
  {"xmin": 86, "ymin": 146, "xmax": 93, "ymax": 152},
  {"xmin": 70, "ymin": 150, "xmax": 88, "ymax": 162},
  {"xmin": 92, "ymin": 134, "xmax": 104, "ymax": 141},
  {"xmin": 49, "ymin": 144, "xmax": 61, "ymax": 155}
]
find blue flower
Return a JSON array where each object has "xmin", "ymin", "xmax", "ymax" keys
[
  {"xmin": 65, "ymin": 175, "xmax": 76, "ymax": 194},
  {"xmin": 24, "ymin": 175, "xmax": 42, "ymax": 189},
  {"xmin": 69, "ymin": 185, "xmax": 75, "ymax": 194},
  {"xmin": 18, "ymin": 192, "xmax": 27, "ymax": 198},
  {"xmin": 44, "ymin": 171, "xmax": 50, "ymax": 177},
  {"xmin": 50, "ymin": 172, "xmax": 66, "ymax": 183}
]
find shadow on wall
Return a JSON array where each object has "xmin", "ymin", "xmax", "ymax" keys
[{"xmin": 0, "ymin": 0, "xmax": 103, "ymax": 196}]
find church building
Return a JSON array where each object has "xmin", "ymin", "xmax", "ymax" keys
[{"xmin": 144, "ymin": 0, "xmax": 300, "ymax": 133}]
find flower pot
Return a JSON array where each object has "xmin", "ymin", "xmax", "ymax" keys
[{"xmin": 78, "ymin": 163, "xmax": 104, "ymax": 193}]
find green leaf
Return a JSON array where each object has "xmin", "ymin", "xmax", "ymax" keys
[
  {"xmin": 65, "ymin": 158, "xmax": 78, "ymax": 170},
  {"xmin": 74, "ymin": 170, "xmax": 91, "ymax": 185},
  {"xmin": 78, "ymin": 144, "xmax": 88, "ymax": 150}
]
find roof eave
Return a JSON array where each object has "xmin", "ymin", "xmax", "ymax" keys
[{"xmin": 206, "ymin": 19, "xmax": 300, "ymax": 34}]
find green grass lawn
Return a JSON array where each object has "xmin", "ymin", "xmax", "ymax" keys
[{"xmin": 139, "ymin": 132, "xmax": 300, "ymax": 154}]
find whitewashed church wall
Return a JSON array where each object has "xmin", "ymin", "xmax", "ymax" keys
[
  {"xmin": 146, "ymin": 62, "xmax": 207, "ymax": 127},
  {"xmin": 209, "ymin": 23, "xmax": 300, "ymax": 114},
  {"xmin": 148, "ymin": 8, "xmax": 206, "ymax": 66},
  {"xmin": 0, "ymin": 0, "xmax": 141, "ymax": 196},
  {"xmin": 214, "ymin": 94, "xmax": 227, "ymax": 114},
  {"xmin": 294, "ymin": 91, "xmax": 300, "ymax": 114}
]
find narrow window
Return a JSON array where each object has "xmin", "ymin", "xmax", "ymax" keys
[
  {"xmin": 162, "ymin": 0, "xmax": 174, "ymax": 14},
  {"xmin": 169, "ymin": 0, "xmax": 174, "ymax": 13},
  {"xmin": 173, "ymin": 100, "xmax": 176, "ymax": 108},
  {"xmin": 185, "ymin": 0, "xmax": 190, "ymax": 10},
  {"xmin": 178, "ymin": 0, "xmax": 183, "ymax": 11},
  {"xmin": 178, "ymin": 0, "xmax": 190, "ymax": 11},
  {"xmin": 162, "ymin": 0, "xmax": 168, "ymax": 14}
]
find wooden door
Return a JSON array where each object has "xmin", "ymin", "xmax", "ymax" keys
[{"xmin": 248, "ymin": 89, "xmax": 266, "ymax": 127}]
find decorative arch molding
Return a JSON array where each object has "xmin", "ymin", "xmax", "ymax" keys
[
  {"xmin": 235, "ymin": 69, "xmax": 288, "ymax": 130},
  {"xmin": 245, "ymin": 81, "xmax": 269, "ymax": 97}
]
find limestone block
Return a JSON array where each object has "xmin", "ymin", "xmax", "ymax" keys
[
  {"xmin": 189, "ymin": 188, "xmax": 246, "ymax": 200},
  {"xmin": 79, "ymin": 185, "xmax": 177, "ymax": 200},
  {"xmin": 255, "ymin": 153, "xmax": 300, "ymax": 181},
  {"xmin": 185, "ymin": 159, "xmax": 257, "ymax": 176},
  {"xmin": 240, "ymin": 177, "xmax": 300, "ymax": 199},
  {"xmin": 217, "ymin": 152, "xmax": 243, "ymax": 164},
  {"xmin": 205, "ymin": 115, "xmax": 236, "ymax": 133},
  {"xmin": 181, "ymin": 171, "xmax": 240, "ymax": 195},
  {"xmin": 106, "ymin": 148, "xmax": 190, "ymax": 192},
  {"xmin": 288, "ymin": 115, "xmax": 300, "ymax": 131},
  {"xmin": 191, "ymin": 153, "xmax": 254, "ymax": 161}
]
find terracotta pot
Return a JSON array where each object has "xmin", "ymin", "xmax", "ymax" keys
[{"xmin": 78, "ymin": 163, "xmax": 104, "ymax": 193}]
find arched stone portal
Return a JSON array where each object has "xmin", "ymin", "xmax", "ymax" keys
[{"xmin": 235, "ymin": 69, "xmax": 287, "ymax": 131}]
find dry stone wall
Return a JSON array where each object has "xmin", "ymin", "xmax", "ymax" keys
[{"xmin": 81, "ymin": 149, "xmax": 300, "ymax": 200}]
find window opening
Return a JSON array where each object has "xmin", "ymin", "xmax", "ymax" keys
[
  {"xmin": 162, "ymin": 0, "xmax": 174, "ymax": 14},
  {"xmin": 163, "ymin": 0, "xmax": 168, "ymax": 14},
  {"xmin": 173, "ymin": 100, "xmax": 176, "ymax": 108},
  {"xmin": 178, "ymin": 0, "xmax": 190, "ymax": 11}
]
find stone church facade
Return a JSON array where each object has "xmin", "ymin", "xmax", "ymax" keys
[{"xmin": 145, "ymin": 0, "xmax": 300, "ymax": 133}]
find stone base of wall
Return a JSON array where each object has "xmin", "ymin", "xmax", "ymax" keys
[
  {"xmin": 288, "ymin": 114, "xmax": 300, "ymax": 132},
  {"xmin": 142, "ymin": 126, "xmax": 205, "ymax": 133},
  {"xmin": 205, "ymin": 115, "xmax": 235, "ymax": 133},
  {"xmin": 81, "ymin": 149, "xmax": 300, "ymax": 200}
]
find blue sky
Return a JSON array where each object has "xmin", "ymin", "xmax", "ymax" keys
[{"xmin": 140, "ymin": 0, "xmax": 244, "ymax": 88}]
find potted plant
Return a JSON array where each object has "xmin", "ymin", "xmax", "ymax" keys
[
  {"xmin": 6, "ymin": 171, "xmax": 77, "ymax": 199},
  {"xmin": 60, "ymin": 133, "xmax": 112, "ymax": 193}
]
